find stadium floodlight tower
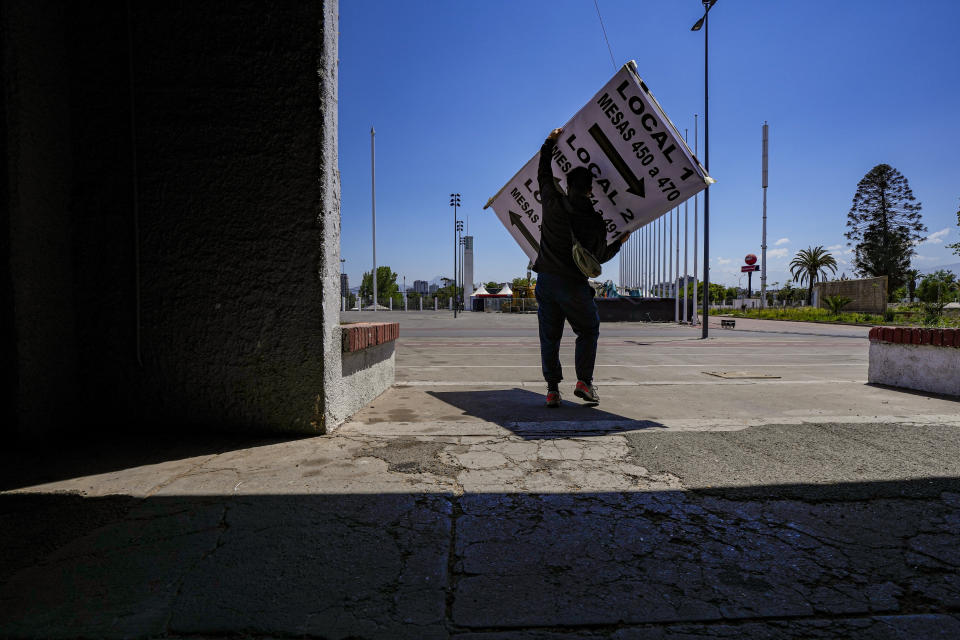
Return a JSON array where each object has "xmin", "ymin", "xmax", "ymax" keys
[{"xmin": 450, "ymin": 193, "xmax": 461, "ymax": 318}]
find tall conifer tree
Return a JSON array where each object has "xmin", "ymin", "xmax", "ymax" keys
[
  {"xmin": 844, "ymin": 164, "xmax": 926, "ymax": 298},
  {"xmin": 946, "ymin": 198, "xmax": 960, "ymax": 257}
]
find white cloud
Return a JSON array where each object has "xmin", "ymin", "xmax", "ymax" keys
[
  {"xmin": 774, "ymin": 237, "xmax": 790, "ymax": 246},
  {"xmin": 826, "ymin": 244, "xmax": 843, "ymax": 251},
  {"xmin": 767, "ymin": 248, "xmax": 789, "ymax": 258},
  {"xmin": 914, "ymin": 255, "xmax": 940, "ymax": 263},
  {"xmin": 716, "ymin": 257, "xmax": 732, "ymax": 265},
  {"xmin": 924, "ymin": 228, "xmax": 951, "ymax": 245}
]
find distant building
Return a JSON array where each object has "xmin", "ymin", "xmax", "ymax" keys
[
  {"xmin": 340, "ymin": 273, "xmax": 350, "ymax": 297},
  {"xmin": 462, "ymin": 236, "xmax": 474, "ymax": 305},
  {"xmin": 428, "ymin": 284, "xmax": 438, "ymax": 294},
  {"xmin": 413, "ymin": 279, "xmax": 429, "ymax": 295}
]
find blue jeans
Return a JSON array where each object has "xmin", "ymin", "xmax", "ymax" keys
[{"xmin": 534, "ymin": 271, "xmax": 600, "ymax": 386}]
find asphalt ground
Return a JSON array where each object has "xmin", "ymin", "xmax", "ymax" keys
[
  {"xmin": 343, "ymin": 310, "xmax": 958, "ymax": 429},
  {"xmin": 2, "ymin": 311, "xmax": 959, "ymax": 639}
]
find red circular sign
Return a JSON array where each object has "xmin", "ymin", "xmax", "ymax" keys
[{"xmin": 744, "ymin": 254, "xmax": 758, "ymax": 265}]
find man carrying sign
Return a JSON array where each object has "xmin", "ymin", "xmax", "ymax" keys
[{"xmin": 535, "ymin": 127, "xmax": 630, "ymax": 408}]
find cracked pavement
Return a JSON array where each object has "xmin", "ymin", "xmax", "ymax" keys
[{"xmin": 2, "ymin": 315, "xmax": 959, "ymax": 638}]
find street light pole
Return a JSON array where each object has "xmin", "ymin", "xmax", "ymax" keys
[
  {"xmin": 703, "ymin": 9, "xmax": 710, "ymax": 338},
  {"xmin": 450, "ymin": 193, "xmax": 460, "ymax": 318},
  {"xmin": 692, "ymin": 0, "xmax": 716, "ymax": 338}
]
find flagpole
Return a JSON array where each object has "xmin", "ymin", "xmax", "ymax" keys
[
  {"xmin": 684, "ymin": 128, "xmax": 690, "ymax": 323},
  {"xmin": 692, "ymin": 115, "xmax": 700, "ymax": 325},
  {"xmin": 371, "ymin": 126, "xmax": 377, "ymax": 312},
  {"xmin": 761, "ymin": 121, "xmax": 769, "ymax": 308}
]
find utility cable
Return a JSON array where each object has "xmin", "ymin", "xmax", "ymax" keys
[{"xmin": 593, "ymin": 0, "xmax": 617, "ymax": 71}]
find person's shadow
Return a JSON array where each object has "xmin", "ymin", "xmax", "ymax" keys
[{"xmin": 426, "ymin": 388, "xmax": 665, "ymax": 440}]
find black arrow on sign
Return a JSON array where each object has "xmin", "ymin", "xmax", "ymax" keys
[
  {"xmin": 508, "ymin": 211, "xmax": 540, "ymax": 254},
  {"xmin": 588, "ymin": 123, "xmax": 645, "ymax": 197}
]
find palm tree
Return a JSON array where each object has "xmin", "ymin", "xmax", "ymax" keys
[
  {"xmin": 790, "ymin": 246, "xmax": 838, "ymax": 304},
  {"xmin": 904, "ymin": 268, "xmax": 921, "ymax": 300}
]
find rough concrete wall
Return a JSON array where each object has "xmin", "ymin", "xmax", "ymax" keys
[
  {"xmin": 2, "ymin": 1, "xmax": 79, "ymax": 440},
  {"xmin": 0, "ymin": 1, "xmax": 15, "ymax": 442},
  {"xmin": 868, "ymin": 342, "xmax": 960, "ymax": 397},
  {"xmin": 332, "ymin": 342, "xmax": 396, "ymax": 426},
  {"xmin": 130, "ymin": 0, "xmax": 336, "ymax": 432},
  {"xmin": 316, "ymin": 0, "xmax": 344, "ymax": 433},
  {"xmin": 815, "ymin": 276, "xmax": 887, "ymax": 314},
  {"xmin": 66, "ymin": 1, "xmax": 140, "ymax": 428},
  {"xmin": 3, "ymin": 0, "xmax": 340, "ymax": 439}
]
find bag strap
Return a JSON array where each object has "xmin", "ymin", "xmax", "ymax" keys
[{"xmin": 561, "ymin": 196, "xmax": 580, "ymax": 245}]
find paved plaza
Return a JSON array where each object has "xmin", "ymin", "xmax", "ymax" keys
[{"xmin": 2, "ymin": 313, "xmax": 959, "ymax": 638}]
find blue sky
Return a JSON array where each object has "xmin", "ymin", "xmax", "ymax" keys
[{"xmin": 338, "ymin": 0, "xmax": 960, "ymax": 289}]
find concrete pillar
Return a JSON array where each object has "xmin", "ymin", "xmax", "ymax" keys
[{"xmin": 2, "ymin": 0, "xmax": 344, "ymax": 439}]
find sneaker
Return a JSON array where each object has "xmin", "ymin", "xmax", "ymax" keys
[
  {"xmin": 545, "ymin": 389, "xmax": 562, "ymax": 408},
  {"xmin": 574, "ymin": 381, "xmax": 599, "ymax": 404}
]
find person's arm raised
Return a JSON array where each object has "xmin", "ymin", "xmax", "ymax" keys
[{"xmin": 537, "ymin": 128, "xmax": 563, "ymax": 207}]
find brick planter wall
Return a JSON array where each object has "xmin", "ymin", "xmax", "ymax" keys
[
  {"xmin": 327, "ymin": 322, "xmax": 399, "ymax": 430},
  {"xmin": 342, "ymin": 322, "xmax": 400, "ymax": 353},
  {"xmin": 868, "ymin": 327, "xmax": 960, "ymax": 397}
]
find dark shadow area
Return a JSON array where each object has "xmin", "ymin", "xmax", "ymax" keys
[
  {"xmin": 342, "ymin": 341, "xmax": 395, "ymax": 377},
  {"xmin": 711, "ymin": 321, "xmax": 870, "ymax": 340},
  {"xmin": 624, "ymin": 337, "xmax": 707, "ymax": 346},
  {"xmin": 427, "ymin": 388, "xmax": 666, "ymax": 439},
  {"xmin": 4, "ymin": 0, "xmax": 334, "ymax": 443},
  {"xmin": 865, "ymin": 382, "xmax": 960, "ymax": 403},
  {"xmin": 597, "ymin": 297, "xmax": 695, "ymax": 322},
  {"xmin": 2, "ymin": 479, "xmax": 960, "ymax": 638},
  {"xmin": 0, "ymin": 26, "xmax": 15, "ymax": 447},
  {"xmin": 0, "ymin": 431, "xmax": 314, "ymax": 493}
]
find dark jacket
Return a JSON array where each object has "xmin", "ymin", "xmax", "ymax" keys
[{"xmin": 532, "ymin": 138, "xmax": 622, "ymax": 281}]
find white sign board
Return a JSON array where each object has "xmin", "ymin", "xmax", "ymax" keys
[{"xmin": 484, "ymin": 61, "xmax": 713, "ymax": 262}]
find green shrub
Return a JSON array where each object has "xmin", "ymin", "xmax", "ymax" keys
[
  {"xmin": 727, "ymin": 305, "xmax": 960, "ymax": 327},
  {"xmin": 824, "ymin": 295, "xmax": 853, "ymax": 316},
  {"xmin": 923, "ymin": 301, "xmax": 945, "ymax": 325}
]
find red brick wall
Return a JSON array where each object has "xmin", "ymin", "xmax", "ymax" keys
[
  {"xmin": 341, "ymin": 322, "xmax": 400, "ymax": 353},
  {"xmin": 869, "ymin": 327, "xmax": 959, "ymax": 348}
]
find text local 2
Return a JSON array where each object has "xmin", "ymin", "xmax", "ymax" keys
[{"xmin": 516, "ymin": 76, "xmax": 695, "ymax": 228}]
